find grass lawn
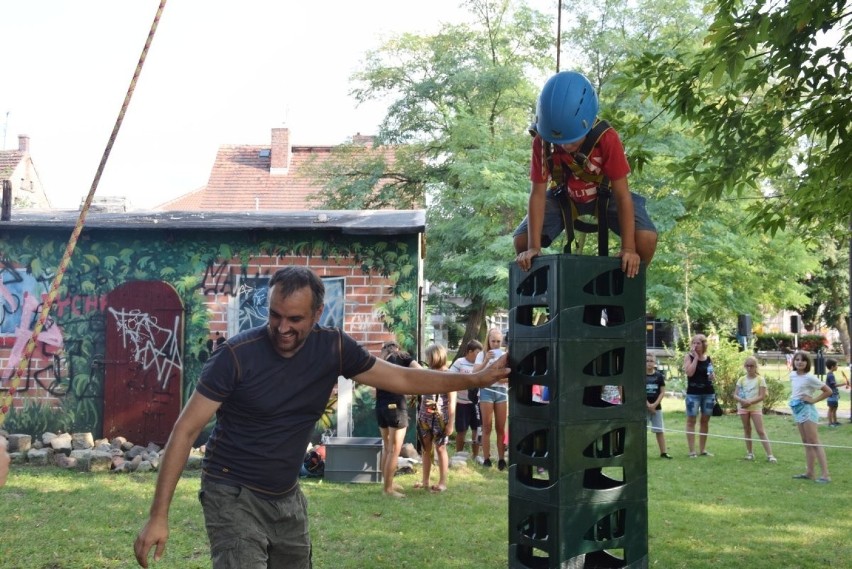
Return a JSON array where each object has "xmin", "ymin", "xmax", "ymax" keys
[{"xmin": 1, "ymin": 401, "xmax": 851, "ymax": 568}]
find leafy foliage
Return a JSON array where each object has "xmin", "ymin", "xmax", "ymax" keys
[{"xmin": 623, "ymin": 0, "xmax": 852, "ymax": 233}]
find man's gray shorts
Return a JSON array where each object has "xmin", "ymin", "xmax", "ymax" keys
[
  {"xmin": 199, "ymin": 477, "xmax": 311, "ymax": 569},
  {"xmin": 513, "ymin": 189, "xmax": 656, "ymax": 248}
]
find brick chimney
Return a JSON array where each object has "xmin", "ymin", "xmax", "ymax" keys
[
  {"xmin": 270, "ymin": 128, "xmax": 290, "ymax": 175},
  {"xmin": 18, "ymin": 134, "xmax": 30, "ymax": 153}
]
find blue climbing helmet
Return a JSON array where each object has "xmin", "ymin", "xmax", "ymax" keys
[{"xmin": 533, "ymin": 71, "xmax": 599, "ymax": 145}]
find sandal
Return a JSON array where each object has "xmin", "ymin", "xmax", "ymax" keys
[
  {"xmin": 792, "ymin": 474, "xmax": 813, "ymax": 480},
  {"xmin": 815, "ymin": 477, "xmax": 831, "ymax": 484},
  {"xmin": 413, "ymin": 482, "xmax": 428, "ymax": 490},
  {"xmin": 430, "ymin": 484, "xmax": 447, "ymax": 493}
]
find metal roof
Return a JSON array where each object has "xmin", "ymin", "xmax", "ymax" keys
[{"xmin": 0, "ymin": 209, "xmax": 425, "ymax": 235}]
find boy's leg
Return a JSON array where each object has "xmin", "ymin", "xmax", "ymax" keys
[
  {"xmin": 512, "ymin": 190, "xmax": 567, "ymax": 254},
  {"xmin": 605, "ymin": 191, "xmax": 657, "ymax": 263}
]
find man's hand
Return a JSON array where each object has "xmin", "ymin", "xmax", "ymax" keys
[
  {"xmin": 134, "ymin": 518, "xmax": 169, "ymax": 568},
  {"xmin": 474, "ymin": 353, "xmax": 510, "ymax": 386},
  {"xmin": 618, "ymin": 249, "xmax": 641, "ymax": 278},
  {"xmin": 516, "ymin": 248, "xmax": 541, "ymax": 271}
]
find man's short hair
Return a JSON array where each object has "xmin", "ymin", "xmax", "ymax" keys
[
  {"xmin": 268, "ymin": 267, "xmax": 325, "ymax": 312},
  {"xmin": 466, "ymin": 339, "xmax": 483, "ymax": 353}
]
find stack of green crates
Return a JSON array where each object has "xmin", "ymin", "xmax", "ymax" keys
[{"xmin": 507, "ymin": 254, "xmax": 648, "ymax": 569}]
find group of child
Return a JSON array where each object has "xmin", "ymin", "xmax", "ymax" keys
[
  {"xmin": 649, "ymin": 347, "xmax": 847, "ymax": 485},
  {"xmin": 384, "ymin": 328, "xmax": 508, "ymax": 496}
]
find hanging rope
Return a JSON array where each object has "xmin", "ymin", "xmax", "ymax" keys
[
  {"xmin": 556, "ymin": 0, "xmax": 562, "ymax": 73},
  {"xmin": 0, "ymin": 0, "xmax": 168, "ymax": 426}
]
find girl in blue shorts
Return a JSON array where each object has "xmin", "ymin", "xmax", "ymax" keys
[{"xmin": 789, "ymin": 351, "xmax": 832, "ymax": 483}]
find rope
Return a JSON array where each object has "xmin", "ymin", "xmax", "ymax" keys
[
  {"xmin": 0, "ymin": 0, "xmax": 168, "ymax": 426},
  {"xmin": 658, "ymin": 426, "xmax": 852, "ymax": 451},
  {"xmin": 555, "ymin": 0, "xmax": 562, "ymax": 73}
]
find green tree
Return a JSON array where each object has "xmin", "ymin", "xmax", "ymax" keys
[
  {"xmin": 798, "ymin": 231, "xmax": 850, "ymax": 354},
  {"xmin": 623, "ymin": 0, "xmax": 852, "ymax": 234},
  {"xmin": 311, "ymin": 0, "xmax": 553, "ymax": 353}
]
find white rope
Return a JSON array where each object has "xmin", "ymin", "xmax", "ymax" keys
[{"xmin": 656, "ymin": 425, "xmax": 852, "ymax": 450}]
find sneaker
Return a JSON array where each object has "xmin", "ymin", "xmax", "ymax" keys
[
  {"xmin": 660, "ymin": 453, "xmax": 673, "ymax": 459},
  {"xmin": 745, "ymin": 453, "xmax": 754, "ymax": 461},
  {"xmin": 497, "ymin": 459, "xmax": 507, "ymax": 471},
  {"xmin": 699, "ymin": 451, "xmax": 714, "ymax": 457},
  {"xmin": 767, "ymin": 456, "xmax": 777, "ymax": 463},
  {"xmin": 688, "ymin": 452, "xmax": 697, "ymax": 458},
  {"xmin": 815, "ymin": 477, "xmax": 831, "ymax": 484},
  {"xmin": 482, "ymin": 458, "xmax": 493, "ymax": 468}
]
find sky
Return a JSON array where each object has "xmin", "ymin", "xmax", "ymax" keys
[{"xmin": 0, "ymin": 0, "xmax": 555, "ymax": 210}]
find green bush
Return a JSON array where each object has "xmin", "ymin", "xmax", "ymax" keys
[
  {"xmin": 761, "ymin": 375, "xmax": 786, "ymax": 412},
  {"xmin": 754, "ymin": 332, "xmax": 794, "ymax": 351},
  {"xmin": 3, "ymin": 398, "xmax": 75, "ymax": 437}
]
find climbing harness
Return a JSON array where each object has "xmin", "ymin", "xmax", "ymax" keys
[
  {"xmin": 0, "ymin": 1, "xmax": 168, "ymax": 426},
  {"xmin": 539, "ymin": 119, "xmax": 613, "ymax": 256}
]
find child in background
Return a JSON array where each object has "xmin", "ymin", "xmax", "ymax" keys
[
  {"xmin": 733, "ymin": 356, "xmax": 777, "ymax": 463},
  {"xmin": 415, "ymin": 344, "xmax": 456, "ymax": 493},
  {"xmin": 645, "ymin": 353, "xmax": 672, "ymax": 459},
  {"xmin": 474, "ymin": 328, "xmax": 508, "ymax": 470},
  {"xmin": 825, "ymin": 358, "xmax": 845, "ymax": 427},
  {"xmin": 789, "ymin": 351, "xmax": 832, "ymax": 483},
  {"xmin": 449, "ymin": 339, "xmax": 483, "ymax": 461}
]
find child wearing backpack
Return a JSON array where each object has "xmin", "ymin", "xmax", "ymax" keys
[
  {"xmin": 513, "ymin": 71, "xmax": 657, "ymax": 277},
  {"xmin": 733, "ymin": 356, "xmax": 777, "ymax": 463}
]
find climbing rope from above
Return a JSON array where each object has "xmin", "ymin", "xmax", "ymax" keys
[{"xmin": 0, "ymin": 0, "xmax": 168, "ymax": 427}]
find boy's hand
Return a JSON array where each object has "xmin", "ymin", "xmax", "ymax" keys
[
  {"xmin": 516, "ymin": 248, "xmax": 541, "ymax": 271},
  {"xmin": 618, "ymin": 249, "xmax": 641, "ymax": 278}
]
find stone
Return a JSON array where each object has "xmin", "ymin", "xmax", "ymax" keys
[
  {"xmin": 125, "ymin": 445, "xmax": 147, "ymax": 459},
  {"xmin": 27, "ymin": 448, "xmax": 53, "ymax": 466},
  {"xmin": 42, "ymin": 432, "xmax": 57, "ymax": 446},
  {"xmin": 27, "ymin": 447, "xmax": 52, "ymax": 466},
  {"xmin": 50, "ymin": 433, "xmax": 73, "ymax": 453},
  {"xmin": 110, "ymin": 436, "xmax": 127, "ymax": 449},
  {"xmin": 89, "ymin": 451, "xmax": 113, "ymax": 473},
  {"xmin": 400, "ymin": 443, "xmax": 420, "ymax": 459},
  {"xmin": 71, "ymin": 432, "xmax": 94, "ymax": 450},
  {"xmin": 136, "ymin": 460, "xmax": 154, "ymax": 472},
  {"xmin": 55, "ymin": 454, "xmax": 78, "ymax": 469},
  {"xmin": 8, "ymin": 434, "xmax": 31, "ymax": 453}
]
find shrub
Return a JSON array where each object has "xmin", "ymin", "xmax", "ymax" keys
[
  {"xmin": 762, "ymin": 375, "xmax": 786, "ymax": 413},
  {"xmin": 754, "ymin": 332, "xmax": 794, "ymax": 351},
  {"xmin": 798, "ymin": 334, "xmax": 827, "ymax": 353},
  {"xmin": 3, "ymin": 398, "xmax": 75, "ymax": 437}
]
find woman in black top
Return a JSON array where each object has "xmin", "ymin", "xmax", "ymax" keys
[
  {"xmin": 682, "ymin": 334, "xmax": 717, "ymax": 457},
  {"xmin": 376, "ymin": 341, "xmax": 420, "ymax": 497}
]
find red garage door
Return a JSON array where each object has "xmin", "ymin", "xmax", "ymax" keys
[{"xmin": 103, "ymin": 281, "xmax": 184, "ymax": 445}]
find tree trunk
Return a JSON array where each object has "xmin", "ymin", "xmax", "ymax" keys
[
  {"xmin": 453, "ymin": 299, "xmax": 488, "ymax": 362},
  {"xmin": 830, "ymin": 314, "xmax": 850, "ymax": 356}
]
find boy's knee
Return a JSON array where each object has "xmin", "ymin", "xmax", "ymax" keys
[{"xmin": 513, "ymin": 233, "xmax": 527, "ymax": 254}]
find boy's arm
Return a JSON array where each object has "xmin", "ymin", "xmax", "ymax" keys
[
  {"xmin": 516, "ymin": 181, "xmax": 549, "ymax": 271},
  {"xmin": 609, "ymin": 177, "xmax": 640, "ymax": 277}
]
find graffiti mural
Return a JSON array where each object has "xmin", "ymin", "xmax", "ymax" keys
[
  {"xmin": 103, "ymin": 281, "xmax": 184, "ymax": 444},
  {"xmin": 0, "ymin": 228, "xmax": 420, "ymax": 440},
  {"xmin": 106, "ymin": 307, "xmax": 183, "ymax": 390},
  {"xmin": 228, "ymin": 275, "xmax": 345, "ymax": 337}
]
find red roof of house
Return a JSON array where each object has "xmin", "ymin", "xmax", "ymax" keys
[
  {"xmin": 0, "ymin": 150, "xmax": 24, "ymax": 179},
  {"xmin": 156, "ymin": 129, "xmax": 395, "ymax": 212}
]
